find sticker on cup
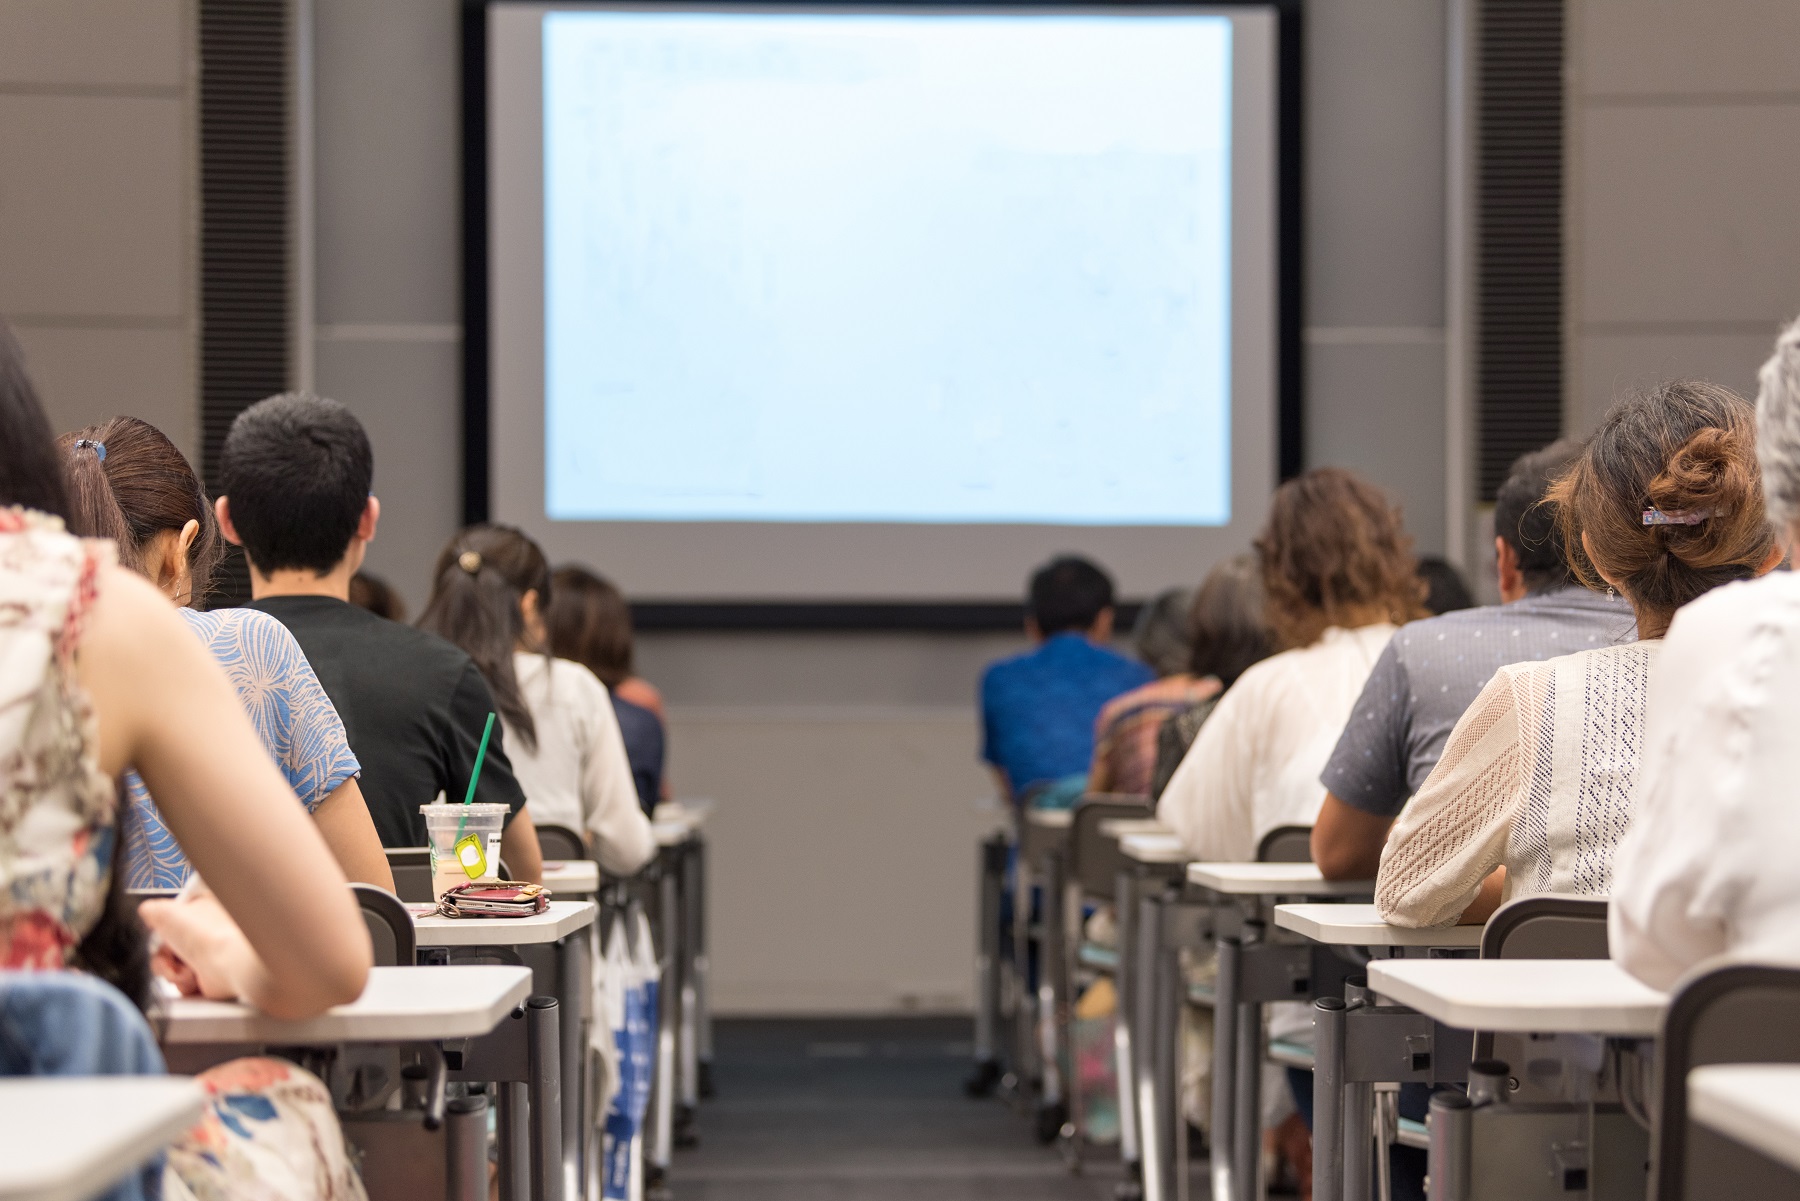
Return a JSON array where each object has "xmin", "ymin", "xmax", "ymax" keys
[{"xmin": 454, "ymin": 833, "xmax": 488, "ymax": 879}]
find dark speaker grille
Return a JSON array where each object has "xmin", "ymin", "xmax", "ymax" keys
[
  {"xmin": 198, "ymin": 0, "xmax": 288, "ymax": 604},
  {"xmin": 1477, "ymin": 0, "xmax": 1564, "ymax": 499}
]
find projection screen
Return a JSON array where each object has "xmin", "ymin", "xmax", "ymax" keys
[{"xmin": 482, "ymin": 2, "xmax": 1284, "ymax": 605}]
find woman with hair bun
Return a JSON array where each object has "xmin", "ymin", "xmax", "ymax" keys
[{"xmin": 1377, "ymin": 380, "xmax": 1781, "ymax": 928}]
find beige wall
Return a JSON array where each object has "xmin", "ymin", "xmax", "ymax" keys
[
  {"xmin": 1566, "ymin": 0, "xmax": 1800, "ymax": 432},
  {"xmin": 0, "ymin": 0, "xmax": 197, "ymax": 453}
]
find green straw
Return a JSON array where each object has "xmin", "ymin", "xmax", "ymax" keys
[{"xmin": 455, "ymin": 712, "xmax": 498, "ymax": 842}]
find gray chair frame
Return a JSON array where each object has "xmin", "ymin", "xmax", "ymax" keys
[
  {"xmin": 385, "ymin": 847, "xmax": 434, "ymax": 905},
  {"xmin": 533, "ymin": 822, "xmax": 585, "ymax": 863},
  {"xmin": 1256, "ymin": 823, "xmax": 1314, "ymax": 864},
  {"xmin": 353, "ymin": 883, "xmax": 417, "ymax": 967}
]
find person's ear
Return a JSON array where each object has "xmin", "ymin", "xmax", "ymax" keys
[
  {"xmin": 178, "ymin": 518, "xmax": 200, "ymax": 556},
  {"xmin": 1756, "ymin": 542, "xmax": 1786, "ymax": 577},
  {"xmin": 357, "ymin": 495, "xmax": 381, "ymax": 543},
  {"xmin": 520, "ymin": 588, "xmax": 541, "ymax": 625},
  {"xmin": 214, "ymin": 496, "xmax": 243, "ymax": 546},
  {"xmin": 1091, "ymin": 606, "xmax": 1116, "ymax": 641},
  {"xmin": 1494, "ymin": 536, "xmax": 1525, "ymax": 602},
  {"xmin": 1024, "ymin": 616, "xmax": 1043, "ymax": 642},
  {"xmin": 1580, "ymin": 531, "xmax": 1623, "ymax": 593}
]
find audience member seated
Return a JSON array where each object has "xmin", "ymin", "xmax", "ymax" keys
[
  {"xmin": 348, "ymin": 569, "xmax": 407, "ymax": 622},
  {"xmin": 546, "ymin": 565, "xmax": 667, "ymax": 810},
  {"xmin": 1416, "ymin": 554, "xmax": 1476, "ymax": 615},
  {"xmin": 0, "ymin": 321, "xmax": 372, "ymax": 1198},
  {"xmin": 1157, "ymin": 468, "xmax": 1426, "ymax": 859},
  {"xmin": 214, "ymin": 392, "xmax": 543, "ymax": 882},
  {"xmin": 60, "ymin": 417, "xmax": 391, "ymax": 892},
  {"xmin": 419, "ymin": 526, "xmax": 655, "ymax": 876},
  {"xmin": 1087, "ymin": 586, "xmax": 1216, "ymax": 797},
  {"xmin": 1378, "ymin": 381, "xmax": 1780, "ymax": 927},
  {"xmin": 1147, "ymin": 555, "xmax": 1276, "ymax": 799},
  {"xmin": 981, "ymin": 555, "xmax": 1154, "ymax": 806},
  {"xmin": 1612, "ymin": 322, "xmax": 1800, "ymax": 988},
  {"xmin": 1311, "ymin": 441, "xmax": 1635, "ymax": 881}
]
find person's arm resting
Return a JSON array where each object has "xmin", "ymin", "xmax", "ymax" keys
[
  {"xmin": 312, "ymin": 778, "xmax": 396, "ymax": 892},
  {"xmin": 1311, "ymin": 794, "xmax": 1393, "ymax": 882},
  {"xmin": 1374, "ymin": 671, "xmax": 1524, "ymax": 928}
]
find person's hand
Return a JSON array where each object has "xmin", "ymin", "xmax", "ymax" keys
[{"xmin": 140, "ymin": 891, "xmax": 257, "ymax": 1002}]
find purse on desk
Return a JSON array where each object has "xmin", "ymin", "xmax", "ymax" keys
[{"xmin": 436, "ymin": 881, "xmax": 552, "ymax": 918}]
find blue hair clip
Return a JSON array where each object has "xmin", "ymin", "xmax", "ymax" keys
[
  {"xmin": 1642, "ymin": 507, "xmax": 1710, "ymax": 526},
  {"xmin": 73, "ymin": 438, "xmax": 106, "ymax": 463}
]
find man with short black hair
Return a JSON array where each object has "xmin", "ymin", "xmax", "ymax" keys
[
  {"xmin": 1310, "ymin": 439, "xmax": 1635, "ymax": 882},
  {"xmin": 216, "ymin": 393, "xmax": 542, "ymax": 881},
  {"xmin": 980, "ymin": 555, "xmax": 1154, "ymax": 804}
]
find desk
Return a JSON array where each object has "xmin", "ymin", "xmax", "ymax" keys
[
  {"xmin": 413, "ymin": 903, "xmax": 594, "ymax": 1199},
  {"xmin": 541, "ymin": 860, "xmax": 598, "ymax": 897},
  {"xmin": 1275, "ymin": 904, "xmax": 1484, "ymax": 949},
  {"xmin": 1188, "ymin": 863, "xmax": 1371, "ymax": 897},
  {"xmin": 1117, "ymin": 834, "xmax": 1194, "ymax": 1201},
  {"xmin": 1689, "ymin": 1064, "xmax": 1800, "ymax": 1177},
  {"xmin": 0, "ymin": 1077, "xmax": 205, "ymax": 1201},
  {"xmin": 1366, "ymin": 959, "xmax": 1666, "ymax": 1036},
  {"xmin": 1101, "ymin": 817, "xmax": 1173, "ymax": 841},
  {"xmin": 161, "ymin": 965, "xmax": 531, "ymax": 1044},
  {"xmin": 1121, "ymin": 832, "xmax": 1190, "ymax": 864}
]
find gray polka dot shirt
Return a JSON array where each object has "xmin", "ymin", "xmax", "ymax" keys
[{"xmin": 1320, "ymin": 586, "xmax": 1637, "ymax": 817}]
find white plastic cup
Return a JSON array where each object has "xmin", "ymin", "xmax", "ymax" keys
[{"xmin": 421, "ymin": 803, "xmax": 509, "ymax": 899}]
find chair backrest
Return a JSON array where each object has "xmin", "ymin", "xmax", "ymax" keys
[
  {"xmin": 1256, "ymin": 825, "xmax": 1314, "ymax": 864},
  {"xmin": 1067, "ymin": 795, "xmax": 1154, "ymax": 899},
  {"xmin": 534, "ymin": 822, "xmax": 585, "ymax": 863},
  {"xmin": 1480, "ymin": 896, "xmax": 1610, "ymax": 960},
  {"xmin": 353, "ymin": 884, "xmax": 417, "ymax": 967},
  {"xmin": 385, "ymin": 847, "xmax": 433, "ymax": 904},
  {"xmin": 1654, "ymin": 964, "xmax": 1800, "ymax": 1201}
]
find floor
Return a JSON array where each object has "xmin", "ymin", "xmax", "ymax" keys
[{"xmin": 669, "ymin": 1016, "xmax": 1197, "ymax": 1201}]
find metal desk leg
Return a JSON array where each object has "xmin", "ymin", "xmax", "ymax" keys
[
  {"xmin": 1013, "ymin": 839, "xmax": 1039, "ymax": 1089},
  {"xmin": 499, "ymin": 1081, "xmax": 531, "ymax": 1201},
  {"xmin": 1231, "ymin": 993, "xmax": 1263, "ymax": 1201},
  {"xmin": 679, "ymin": 840, "xmax": 700, "ymax": 1113},
  {"xmin": 1115, "ymin": 868, "xmax": 1142, "ymax": 1195},
  {"xmin": 446, "ymin": 1093, "xmax": 489, "ymax": 1201},
  {"xmin": 693, "ymin": 834, "xmax": 714, "ymax": 1099},
  {"xmin": 527, "ymin": 996, "xmax": 565, "ymax": 1201},
  {"xmin": 647, "ymin": 858, "xmax": 679, "ymax": 1182},
  {"xmin": 1211, "ymin": 936, "xmax": 1241, "ymax": 1201},
  {"xmin": 1137, "ymin": 889, "xmax": 1169, "ymax": 1201},
  {"xmin": 970, "ymin": 835, "xmax": 1006, "ymax": 1094},
  {"xmin": 1313, "ymin": 998, "xmax": 1346, "ymax": 1201},
  {"xmin": 1036, "ymin": 847, "xmax": 1066, "ymax": 1140},
  {"xmin": 1426, "ymin": 1093, "xmax": 1470, "ymax": 1201},
  {"xmin": 1342, "ymin": 979, "xmax": 1374, "ymax": 1201},
  {"xmin": 556, "ymin": 931, "xmax": 586, "ymax": 1198}
]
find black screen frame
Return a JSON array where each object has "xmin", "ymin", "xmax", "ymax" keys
[{"xmin": 461, "ymin": 0, "xmax": 1302, "ymax": 631}]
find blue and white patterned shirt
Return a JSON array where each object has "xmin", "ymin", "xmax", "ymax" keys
[
  {"xmin": 121, "ymin": 607, "xmax": 362, "ymax": 888},
  {"xmin": 1321, "ymin": 586, "xmax": 1635, "ymax": 818}
]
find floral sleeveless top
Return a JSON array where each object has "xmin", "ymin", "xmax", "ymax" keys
[{"xmin": 0, "ymin": 508, "xmax": 116, "ymax": 969}]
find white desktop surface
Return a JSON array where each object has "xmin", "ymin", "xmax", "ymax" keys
[
  {"xmin": 411, "ymin": 900, "xmax": 597, "ymax": 947},
  {"xmin": 1367, "ymin": 959, "xmax": 1667, "ymax": 1035},
  {"xmin": 1101, "ymin": 818, "xmax": 1171, "ymax": 840},
  {"xmin": 1274, "ymin": 903, "xmax": 1483, "ymax": 948},
  {"xmin": 1690, "ymin": 1064, "xmax": 1800, "ymax": 1175},
  {"xmin": 656, "ymin": 799, "xmax": 714, "ymax": 826},
  {"xmin": 542, "ymin": 860, "xmax": 599, "ymax": 894},
  {"xmin": 1121, "ymin": 832, "xmax": 1190, "ymax": 864},
  {"xmin": 652, "ymin": 819, "xmax": 695, "ymax": 847},
  {"xmin": 160, "ymin": 965, "xmax": 531, "ymax": 1045},
  {"xmin": 1025, "ymin": 808, "xmax": 1073, "ymax": 830},
  {"xmin": 0, "ymin": 1077, "xmax": 205, "ymax": 1201},
  {"xmin": 1187, "ymin": 862, "xmax": 1371, "ymax": 896}
]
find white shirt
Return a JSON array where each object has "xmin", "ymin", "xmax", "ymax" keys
[
  {"xmin": 1157, "ymin": 624, "xmax": 1396, "ymax": 862},
  {"xmin": 1377, "ymin": 640, "xmax": 1657, "ymax": 927},
  {"xmin": 1611, "ymin": 573, "xmax": 1800, "ymax": 990},
  {"xmin": 506, "ymin": 653, "xmax": 655, "ymax": 877}
]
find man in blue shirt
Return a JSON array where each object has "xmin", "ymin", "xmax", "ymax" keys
[{"xmin": 981, "ymin": 556, "xmax": 1155, "ymax": 805}]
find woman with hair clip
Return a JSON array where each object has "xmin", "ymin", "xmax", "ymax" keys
[
  {"xmin": 1377, "ymin": 380, "xmax": 1782, "ymax": 928},
  {"xmin": 417, "ymin": 525, "xmax": 655, "ymax": 876},
  {"xmin": 0, "ymin": 329, "xmax": 372, "ymax": 1194},
  {"xmin": 61, "ymin": 416, "xmax": 391, "ymax": 892}
]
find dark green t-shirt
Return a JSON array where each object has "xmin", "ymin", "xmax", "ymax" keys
[{"xmin": 245, "ymin": 595, "xmax": 528, "ymax": 847}]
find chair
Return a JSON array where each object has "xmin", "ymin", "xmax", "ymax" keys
[
  {"xmin": 1256, "ymin": 824, "xmax": 1314, "ymax": 864},
  {"xmin": 353, "ymin": 884, "xmax": 417, "ymax": 967},
  {"xmin": 385, "ymin": 848, "xmax": 433, "ymax": 904},
  {"xmin": 1654, "ymin": 964, "xmax": 1800, "ymax": 1200},
  {"xmin": 534, "ymin": 822, "xmax": 585, "ymax": 862},
  {"xmin": 1480, "ymin": 895, "xmax": 1610, "ymax": 961}
]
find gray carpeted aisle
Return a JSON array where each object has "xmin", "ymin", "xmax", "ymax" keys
[{"xmin": 668, "ymin": 1016, "xmax": 1135, "ymax": 1200}]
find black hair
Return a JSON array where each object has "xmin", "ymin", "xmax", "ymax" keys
[
  {"xmin": 1186, "ymin": 554, "xmax": 1275, "ymax": 688},
  {"xmin": 1494, "ymin": 438, "xmax": 1586, "ymax": 594},
  {"xmin": 1027, "ymin": 555, "xmax": 1116, "ymax": 636},
  {"xmin": 417, "ymin": 525, "xmax": 552, "ymax": 752},
  {"xmin": 218, "ymin": 392, "xmax": 373, "ymax": 575},
  {"xmin": 1416, "ymin": 555, "xmax": 1476, "ymax": 615},
  {"xmin": 0, "ymin": 321, "xmax": 71, "ymax": 518}
]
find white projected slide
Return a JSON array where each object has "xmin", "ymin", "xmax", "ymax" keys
[{"xmin": 542, "ymin": 11, "xmax": 1234, "ymax": 526}]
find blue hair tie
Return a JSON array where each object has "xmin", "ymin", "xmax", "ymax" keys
[{"xmin": 73, "ymin": 438, "xmax": 106, "ymax": 463}]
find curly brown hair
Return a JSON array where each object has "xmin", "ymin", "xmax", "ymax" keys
[
  {"xmin": 1549, "ymin": 380, "xmax": 1775, "ymax": 639},
  {"xmin": 1255, "ymin": 468, "xmax": 1427, "ymax": 650}
]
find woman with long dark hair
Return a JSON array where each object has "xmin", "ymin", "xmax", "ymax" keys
[
  {"xmin": 60, "ymin": 415, "xmax": 390, "ymax": 891},
  {"xmin": 545, "ymin": 565, "xmax": 667, "ymax": 808},
  {"xmin": 0, "ymin": 324, "xmax": 372, "ymax": 1195},
  {"xmin": 417, "ymin": 525, "xmax": 655, "ymax": 874}
]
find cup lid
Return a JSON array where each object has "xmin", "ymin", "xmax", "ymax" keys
[{"xmin": 420, "ymin": 802, "xmax": 512, "ymax": 816}]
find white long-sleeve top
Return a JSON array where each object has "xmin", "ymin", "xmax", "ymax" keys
[
  {"xmin": 506, "ymin": 653, "xmax": 655, "ymax": 877},
  {"xmin": 1376, "ymin": 641, "xmax": 1658, "ymax": 927},
  {"xmin": 1611, "ymin": 574, "xmax": 1800, "ymax": 990},
  {"xmin": 1157, "ymin": 624, "xmax": 1395, "ymax": 862}
]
